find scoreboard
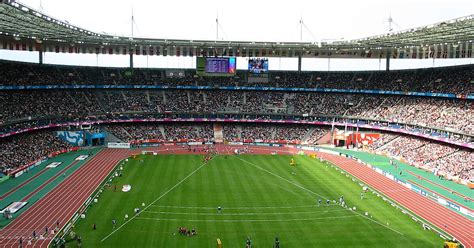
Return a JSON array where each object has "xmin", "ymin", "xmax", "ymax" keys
[
  {"xmin": 205, "ymin": 57, "xmax": 235, "ymax": 74},
  {"xmin": 196, "ymin": 57, "xmax": 236, "ymax": 76}
]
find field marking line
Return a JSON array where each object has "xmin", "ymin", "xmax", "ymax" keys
[
  {"xmin": 142, "ymin": 209, "xmax": 349, "ymax": 216},
  {"xmin": 346, "ymin": 209, "xmax": 404, "ymax": 235},
  {"xmin": 149, "ymin": 204, "xmax": 338, "ymax": 209},
  {"xmin": 234, "ymin": 156, "xmax": 404, "ymax": 236},
  {"xmin": 100, "ymin": 155, "xmax": 217, "ymax": 242},
  {"xmin": 135, "ymin": 215, "xmax": 358, "ymax": 223},
  {"xmin": 234, "ymin": 155, "xmax": 330, "ymax": 200}
]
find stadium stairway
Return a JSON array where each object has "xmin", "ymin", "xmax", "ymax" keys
[
  {"xmin": 302, "ymin": 128, "xmax": 320, "ymax": 143},
  {"xmin": 314, "ymin": 130, "xmax": 332, "ymax": 144},
  {"xmin": 377, "ymin": 135, "xmax": 401, "ymax": 150},
  {"xmin": 213, "ymin": 123, "xmax": 224, "ymax": 143},
  {"xmin": 270, "ymin": 127, "xmax": 276, "ymax": 140},
  {"xmin": 158, "ymin": 125, "xmax": 166, "ymax": 139},
  {"xmin": 103, "ymin": 129, "xmax": 126, "ymax": 143}
]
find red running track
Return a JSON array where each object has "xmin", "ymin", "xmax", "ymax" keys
[
  {"xmin": 315, "ymin": 152, "xmax": 474, "ymax": 248},
  {"xmin": 0, "ymin": 149, "xmax": 131, "ymax": 248}
]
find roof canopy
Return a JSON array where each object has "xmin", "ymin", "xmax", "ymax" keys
[{"xmin": 1, "ymin": 0, "xmax": 473, "ymax": 58}]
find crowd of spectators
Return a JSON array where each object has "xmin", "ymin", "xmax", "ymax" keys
[
  {"xmin": 0, "ymin": 130, "xmax": 72, "ymax": 174},
  {"xmin": 427, "ymin": 150, "xmax": 473, "ymax": 181},
  {"xmin": 240, "ymin": 124, "xmax": 275, "ymax": 141},
  {"xmin": 164, "ymin": 124, "xmax": 213, "ymax": 141},
  {"xmin": 105, "ymin": 123, "xmax": 165, "ymax": 141},
  {"xmin": 0, "ymin": 61, "xmax": 472, "ymax": 179},
  {"xmin": 367, "ymin": 134, "xmax": 471, "ymax": 181},
  {"xmin": 305, "ymin": 128, "xmax": 330, "ymax": 144},
  {"xmin": 367, "ymin": 133, "xmax": 398, "ymax": 150},
  {"xmin": 0, "ymin": 61, "xmax": 472, "ymax": 95},
  {"xmin": 1, "ymin": 90, "xmax": 472, "ymax": 136},
  {"xmin": 104, "ymin": 123, "xmax": 213, "ymax": 142},
  {"xmin": 107, "ymin": 123, "xmax": 328, "ymax": 144}
]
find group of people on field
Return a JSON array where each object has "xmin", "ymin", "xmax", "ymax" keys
[
  {"xmin": 178, "ymin": 227, "xmax": 197, "ymax": 236},
  {"xmin": 245, "ymin": 236, "xmax": 280, "ymax": 248}
]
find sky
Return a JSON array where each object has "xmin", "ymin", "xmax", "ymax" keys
[{"xmin": 4, "ymin": 0, "xmax": 474, "ymax": 70}]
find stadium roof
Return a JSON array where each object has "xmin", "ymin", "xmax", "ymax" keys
[{"xmin": 0, "ymin": 0, "xmax": 473, "ymax": 58}]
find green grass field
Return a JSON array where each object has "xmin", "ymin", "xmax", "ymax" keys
[{"xmin": 69, "ymin": 154, "xmax": 443, "ymax": 247}]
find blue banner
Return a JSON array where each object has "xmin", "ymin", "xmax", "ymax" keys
[
  {"xmin": 447, "ymin": 201, "xmax": 461, "ymax": 211},
  {"xmin": 56, "ymin": 131, "xmax": 84, "ymax": 146}
]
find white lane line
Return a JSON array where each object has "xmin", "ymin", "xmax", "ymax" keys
[
  {"xmin": 100, "ymin": 155, "xmax": 217, "ymax": 242},
  {"xmin": 346, "ymin": 209, "xmax": 404, "ymax": 235}
]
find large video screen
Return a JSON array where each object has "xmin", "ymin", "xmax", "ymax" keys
[
  {"xmin": 248, "ymin": 58, "xmax": 269, "ymax": 74},
  {"xmin": 196, "ymin": 57, "xmax": 236, "ymax": 76},
  {"xmin": 205, "ymin": 57, "xmax": 236, "ymax": 74}
]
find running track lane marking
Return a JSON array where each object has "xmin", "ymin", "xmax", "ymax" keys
[
  {"xmin": 100, "ymin": 155, "xmax": 218, "ymax": 242},
  {"xmin": 234, "ymin": 155, "xmax": 404, "ymax": 236},
  {"xmin": 20, "ymin": 161, "xmax": 79, "ymax": 202},
  {"xmin": 0, "ymin": 149, "xmax": 107, "ymax": 247},
  {"xmin": 0, "ymin": 167, "xmax": 50, "ymax": 200}
]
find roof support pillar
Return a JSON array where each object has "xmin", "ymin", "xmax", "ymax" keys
[
  {"xmin": 298, "ymin": 54, "xmax": 302, "ymax": 72},
  {"xmin": 39, "ymin": 50, "xmax": 43, "ymax": 65},
  {"xmin": 386, "ymin": 49, "xmax": 391, "ymax": 71},
  {"xmin": 129, "ymin": 51, "xmax": 134, "ymax": 69}
]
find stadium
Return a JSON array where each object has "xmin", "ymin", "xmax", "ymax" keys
[{"xmin": 0, "ymin": 0, "xmax": 473, "ymax": 247}]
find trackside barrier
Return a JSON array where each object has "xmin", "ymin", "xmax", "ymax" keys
[{"xmin": 107, "ymin": 142, "xmax": 131, "ymax": 149}]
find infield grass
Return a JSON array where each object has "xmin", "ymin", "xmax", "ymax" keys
[{"xmin": 69, "ymin": 154, "xmax": 443, "ymax": 247}]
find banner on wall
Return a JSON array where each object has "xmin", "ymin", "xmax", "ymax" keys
[
  {"xmin": 107, "ymin": 142, "xmax": 131, "ymax": 149},
  {"xmin": 56, "ymin": 131, "xmax": 84, "ymax": 146}
]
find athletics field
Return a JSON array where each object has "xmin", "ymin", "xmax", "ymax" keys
[{"xmin": 68, "ymin": 154, "xmax": 442, "ymax": 247}]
